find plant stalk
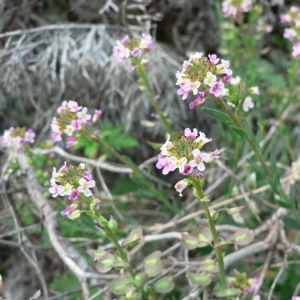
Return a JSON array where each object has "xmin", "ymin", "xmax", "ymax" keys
[
  {"xmin": 194, "ymin": 180, "xmax": 227, "ymax": 289},
  {"xmin": 133, "ymin": 57, "xmax": 172, "ymax": 135}
]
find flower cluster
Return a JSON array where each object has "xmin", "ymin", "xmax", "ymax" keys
[
  {"xmin": 156, "ymin": 128, "xmax": 220, "ymax": 196},
  {"xmin": 228, "ymin": 269, "xmax": 260, "ymax": 298},
  {"xmin": 176, "ymin": 52, "xmax": 232, "ymax": 109},
  {"xmin": 223, "ymin": 76, "xmax": 259, "ymax": 112},
  {"xmin": 281, "ymin": 6, "xmax": 300, "ymax": 60},
  {"xmin": 49, "ymin": 162, "xmax": 96, "ymax": 218},
  {"xmin": 51, "ymin": 100, "xmax": 101, "ymax": 148},
  {"xmin": 222, "ymin": 0, "xmax": 252, "ymax": 19},
  {"xmin": 3, "ymin": 127, "xmax": 35, "ymax": 151},
  {"xmin": 113, "ymin": 34, "xmax": 153, "ymax": 65}
]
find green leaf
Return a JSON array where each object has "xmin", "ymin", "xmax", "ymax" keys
[
  {"xmin": 107, "ymin": 276, "xmax": 132, "ymax": 295},
  {"xmin": 181, "ymin": 233, "xmax": 199, "ymax": 250},
  {"xmin": 214, "ymin": 288, "xmax": 241, "ymax": 297},
  {"xmin": 96, "ymin": 253, "xmax": 115, "ymax": 273},
  {"xmin": 188, "ymin": 272, "xmax": 211, "ymax": 286},
  {"xmin": 232, "ymin": 228, "xmax": 254, "ymax": 246},
  {"xmin": 276, "ymin": 199, "xmax": 292, "ymax": 209},
  {"xmin": 201, "ymin": 107, "xmax": 231, "ymax": 123},
  {"xmin": 144, "ymin": 251, "xmax": 162, "ymax": 277},
  {"xmin": 154, "ymin": 276, "xmax": 175, "ymax": 294},
  {"xmin": 191, "ymin": 226, "xmax": 213, "ymax": 247},
  {"xmin": 123, "ymin": 228, "xmax": 143, "ymax": 247},
  {"xmin": 230, "ymin": 125, "xmax": 249, "ymax": 139},
  {"xmin": 102, "ymin": 120, "xmax": 139, "ymax": 152},
  {"xmin": 247, "ymin": 158, "xmax": 265, "ymax": 175},
  {"xmin": 226, "ymin": 206, "xmax": 245, "ymax": 215}
]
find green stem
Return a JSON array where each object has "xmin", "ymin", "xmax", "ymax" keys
[
  {"xmin": 133, "ymin": 57, "xmax": 172, "ymax": 135},
  {"xmin": 104, "ymin": 226, "xmax": 136, "ymax": 279},
  {"xmin": 194, "ymin": 181, "xmax": 227, "ymax": 289},
  {"xmin": 217, "ymin": 98, "xmax": 290, "ymax": 204},
  {"xmin": 217, "ymin": 98, "xmax": 273, "ymax": 177}
]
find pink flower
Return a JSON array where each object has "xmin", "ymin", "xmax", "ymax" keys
[
  {"xmin": 160, "ymin": 156, "xmax": 177, "ymax": 175},
  {"xmin": 59, "ymin": 161, "xmax": 67, "ymax": 173},
  {"xmin": 203, "ymin": 72, "xmax": 217, "ymax": 87},
  {"xmin": 160, "ymin": 135, "xmax": 173, "ymax": 156},
  {"xmin": 189, "ymin": 98, "xmax": 205, "ymax": 109},
  {"xmin": 177, "ymin": 86, "xmax": 189, "ymax": 100},
  {"xmin": 83, "ymin": 171, "xmax": 93, "ymax": 181},
  {"xmin": 132, "ymin": 47, "xmax": 142, "ymax": 57},
  {"xmin": 182, "ymin": 60, "xmax": 192, "ymax": 72},
  {"xmin": 183, "ymin": 80, "xmax": 201, "ymax": 95},
  {"xmin": 64, "ymin": 125, "xmax": 75, "ymax": 136},
  {"xmin": 194, "ymin": 131, "xmax": 212, "ymax": 147},
  {"xmin": 69, "ymin": 189, "xmax": 80, "ymax": 201},
  {"xmin": 171, "ymin": 157, "xmax": 188, "ymax": 173},
  {"xmin": 184, "ymin": 128, "xmax": 198, "ymax": 141},
  {"xmin": 113, "ymin": 43, "xmax": 130, "ymax": 62},
  {"xmin": 121, "ymin": 35, "xmax": 130, "ymax": 44},
  {"xmin": 24, "ymin": 129, "xmax": 35, "ymax": 143},
  {"xmin": 92, "ymin": 109, "xmax": 102, "ymax": 123},
  {"xmin": 283, "ymin": 28, "xmax": 297, "ymax": 42},
  {"xmin": 49, "ymin": 183, "xmax": 63, "ymax": 198},
  {"xmin": 216, "ymin": 59, "xmax": 232, "ymax": 75},
  {"xmin": 140, "ymin": 33, "xmax": 153, "ymax": 50},
  {"xmin": 156, "ymin": 154, "xmax": 167, "ymax": 169},
  {"xmin": 57, "ymin": 101, "xmax": 68, "ymax": 114},
  {"xmin": 175, "ymin": 180, "xmax": 189, "ymax": 197},
  {"xmin": 208, "ymin": 54, "xmax": 220, "ymax": 65},
  {"xmin": 209, "ymin": 81, "xmax": 224, "ymax": 98},
  {"xmin": 129, "ymin": 65, "xmax": 137, "ymax": 72},
  {"xmin": 189, "ymin": 149, "xmax": 209, "ymax": 171},
  {"xmin": 180, "ymin": 164, "xmax": 193, "ymax": 175},
  {"xmin": 205, "ymin": 149, "xmax": 221, "ymax": 163},
  {"xmin": 78, "ymin": 178, "xmax": 95, "ymax": 197},
  {"xmin": 68, "ymin": 101, "xmax": 82, "ymax": 112},
  {"xmin": 61, "ymin": 204, "xmax": 78, "ymax": 218},
  {"xmin": 222, "ymin": 75, "xmax": 232, "ymax": 83},
  {"xmin": 66, "ymin": 136, "xmax": 78, "ymax": 148},
  {"xmin": 77, "ymin": 107, "xmax": 91, "ymax": 123},
  {"xmin": 71, "ymin": 119, "xmax": 82, "ymax": 131},
  {"xmin": 292, "ymin": 42, "xmax": 300, "ymax": 60},
  {"xmin": 59, "ymin": 183, "xmax": 73, "ymax": 196},
  {"xmin": 243, "ymin": 96, "xmax": 254, "ymax": 112}
]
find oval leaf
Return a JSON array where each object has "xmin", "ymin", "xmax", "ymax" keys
[
  {"xmin": 232, "ymin": 228, "xmax": 254, "ymax": 246},
  {"xmin": 123, "ymin": 228, "xmax": 143, "ymax": 247},
  {"xmin": 181, "ymin": 233, "xmax": 199, "ymax": 250},
  {"xmin": 144, "ymin": 251, "xmax": 162, "ymax": 277},
  {"xmin": 107, "ymin": 276, "xmax": 132, "ymax": 295},
  {"xmin": 191, "ymin": 226, "xmax": 213, "ymax": 247},
  {"xmin": 214, "ymin": 288, "xmax": 241, "ymax": 297},
  {"xmin": 96, "ymin": 253, "xmax": 115, "ymax": 273},
  {"xmin": 154, "ymin": 276, "xmax": 175, "ymax": 294},
  {"xmin": 188, "ymin": 272, "xmax": 211, "ymax": 286},
  {"xmin": 227, "ymin": 206, "xmax": 245, "ymax": 215}
]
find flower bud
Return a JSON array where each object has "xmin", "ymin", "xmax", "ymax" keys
[
  {"xmin": 98, "ymin": 216, "xmax": 108, "ymax": 227},
  {"xmin": 107, "ymin": 219, "xmax": 118, "ymax": 232}
]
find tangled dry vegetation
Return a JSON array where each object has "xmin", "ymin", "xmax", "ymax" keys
[{"xmin": 1, "ymin": 0, "xmax": 300, "ymax": 299}]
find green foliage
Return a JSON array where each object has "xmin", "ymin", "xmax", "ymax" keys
[
  {"xmin": 50, "ymin": 273, "xmax": 81, "ymax": 299},
  {"xmin": 75, "ymin": 119, "xmax": 139, "ymax": 158}
]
